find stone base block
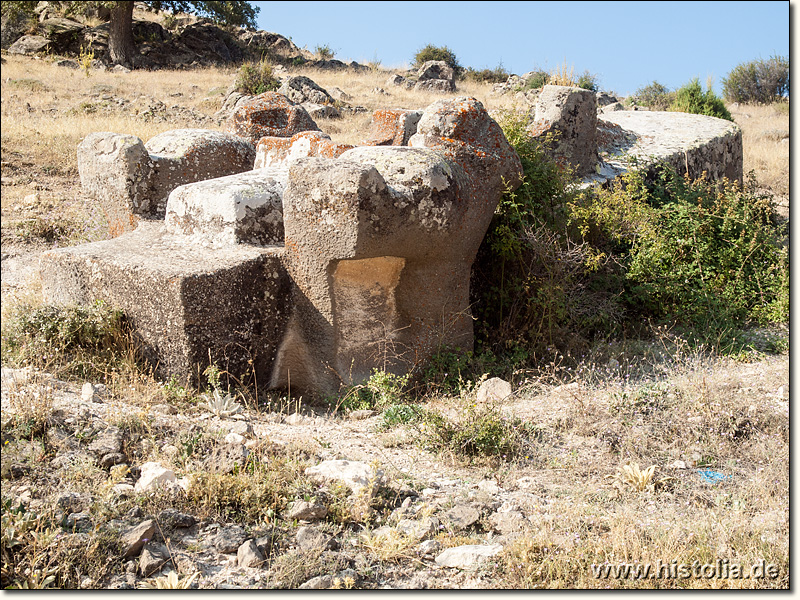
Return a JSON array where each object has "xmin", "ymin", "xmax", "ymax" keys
[{"xmin": 39, "ymin": 222, "xmax": 291, "ymax": 385}]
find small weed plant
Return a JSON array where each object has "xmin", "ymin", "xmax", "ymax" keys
[
  {"xmin": 1, "ymin": 300, "xmax": 136, "ymax": 382},
  {"xmin": 233, "ymin": 58, "xmax": 280, "ymax": 95}
]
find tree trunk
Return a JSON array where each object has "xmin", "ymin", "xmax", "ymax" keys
[{"xmin": 108, "ymin": 1, "xmax": 134, "ymax": 66}]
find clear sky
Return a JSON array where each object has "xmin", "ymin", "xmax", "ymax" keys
[{"xmin": 252, "ymin": 1, "xmax": 789, "ymax": 96}]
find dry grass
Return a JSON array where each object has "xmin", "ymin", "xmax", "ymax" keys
[{"xmin": 728, "ymin": 102, "xmax": 789, "ymax": 197}]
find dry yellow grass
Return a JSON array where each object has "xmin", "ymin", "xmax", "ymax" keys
[{"xmin": 728, "ymin": 102, "xmax": 789, "ymax": 197}]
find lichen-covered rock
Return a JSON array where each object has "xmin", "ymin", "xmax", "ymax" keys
[
  {"xmin": 253, "ymin": 131, "xmax": 352, "ymax": 170},
  {"xmin": 225, "ymin": 91, "xmax": 320, "ymax": 143},
  {"xmin": 531, "ymin": 84, "xmax": 598, "ymax": 177},
  {"xmin": 144, "ymin": 128, "xmax": 256, "ymax": 218},
  {"xmin": 278, "ymin": 75, "xmax": 333, "ymax": 105},
  {"xmin": 362, "ymin": 109, "xmax": 422, "ymax": 146},
  {"xmin": 417, "ymin": 60, "xmax": 455, "ymax": 84},
  {"xmin": 414, "ymin": 79, "xmax": 455, "ymax": 93},
  {"xmin": 77, "ymin": 129, "xmax": 256, "ymax": 236},
  {"xmin": 77, "ymin": 132, "xmax": 153, "ymax": 237},
  {"xmin": 165, "ymin": 167, "xmax": 286, "ymax": 247}
]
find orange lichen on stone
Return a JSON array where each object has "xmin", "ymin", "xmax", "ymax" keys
[
  {"xmin": 362, "ymin": 109, "xmax": 422, "ymax": 146},
  {"xmin": 226, "ymin": 91, "xmax": 320, "ymax": 144}
]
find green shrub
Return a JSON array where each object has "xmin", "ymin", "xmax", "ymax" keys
[
  {"xmin": 570, "ymin": 166, "xmax": 789, "ymax": 346},
  {"xmin": 722, "ymin": 55, "xmax": 789, "ymax": 104},
  {"xmin": 412, "ymin": 44, "xmax": 462, "ymax": 76},
  {"xmin": 233, "ymin": 59, "xmax": 280, "ymax": 95},
  {"xmin": 630, "ymin": 81, "xmax": 674, "ymax": 110},
  {"xmin": 576, "ymin": 70, "xmax": 599, "ymax": 92},
  {"xmin": 337, "ymin": 369, "xmax": 409, "ymax": 412},
  {"xmin": 668, "ymin": 78, "xmax": 733, "ymax": 121},
  {"xmin": 472, "ymin": 109, "xmax": 612, "ymax": 360},
  {"xmin": 314, "ymin": 44, "xmax": 334, "ymax": 60},
  {"xmin": 522, "ymin": 70, "xmax": 549, "ymax": 90},
  {"xmin": 464, "ymin": 64, "xmax": 510, "ymax": 84},
  {"xmin": 417, "ymin": 402, "xmax": 531, "ymax": 462}
]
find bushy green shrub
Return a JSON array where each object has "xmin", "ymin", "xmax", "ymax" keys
[
  {"xmin": 337, "ymin": 369, "xmax": 409, "ymax": 411},
  {"xmin": 522, "ymin": 70, "xmax": 549, "ymax": 90},
  {"xmin": 412, "ymin": 44, "xmax": 462, "ymax": 76},
  {"xmin": 668, "ymin": 78, "xmax": 733, "ymax": 121},
  {"xmin": 314, "ymin": 44, "xmax": 334, "ymax": 60},
  {"xmin": 630, "ymin": 81, "xmax": 674, "ymax": 110},
  {"xmin": 417, "ymin": 402, "xmax": 531, "ymax": 461},
  {"xmin": 233, "ymin": 59, "xmax": 280, "ymax": 95},
  {"xmin": 576, "ymin": 70, "xmax": 599, "ymax": 92},
  {"xmin": 464, "ymin": 64, "xmax": 510, "ymax": 84},
  {"xmin": 570, "ymin": 167, "xmax": 789, "ymax": 345},
  {"xmin": 722, "ymin": 55, "xmax": 789, "ymax": 104},
  {"xmin": 473, "ymin": 110, "xmax": 609, "ymax": 360}
]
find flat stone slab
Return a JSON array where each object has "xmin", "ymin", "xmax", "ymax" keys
[
  {"xmin": 39, "ymin": 222, "xmax": 291, "ymax": 385},
  {"xmin": 590, "ymin": 110, "xmax": 742, "ymax": 186}
]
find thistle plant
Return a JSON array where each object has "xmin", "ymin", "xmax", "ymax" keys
[{"xmin": 199, "ymin": 388, "xmax": 242, "ymax": 418}]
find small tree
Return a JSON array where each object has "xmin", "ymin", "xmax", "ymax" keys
[{"xmin": 722, "ymin": 55, "xmax": 789, "ymax": 104}]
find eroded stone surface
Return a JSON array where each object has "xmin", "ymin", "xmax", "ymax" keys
[
  {"xmin": 165, "ymin": 167, "xmax": 287, "ymax": 246},
  {"xmin": 531, "ymin": 85, "xmax": 598, "ymax": 177},
  {"xmin": 253, "ymin": 131, "xmax": 353, "ymax": 170},
  {"xmin": 362, "ymin": 109, "xmax": 423, "ymax": 146},
  {"xmin": 39, "ymin": 222, "xmax": 291, "ymax": 385},
  {"xmin": 225, "ymin": 91, "xmax": 320, "ymax": 143}
]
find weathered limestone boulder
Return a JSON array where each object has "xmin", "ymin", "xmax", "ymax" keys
[
  {"xmin": 225, "ymin": 91, "xmax": 320, "ymax": 144},
  {"xmin": 302, "ymin": 102, "xmax": 341, "ymax": 120},
  {"xmin": 7, "ymin": 34, "xmax": 50, "ymax": 55},
  {"xmin": 271, "ymin": 97, "xmax": 522, "ymax": 393},
  {"xmin": 417, "ymin": 60, "xmax": 455, "ymax": 84},
  {"xmin": 254, "ymin": 131, "xmax": 353, "ymax": 169},
  {"xmin": 414, "ymin": 79, "xmax": 455, "ymax": 93},
  {"xmin": 77, "ymin": 132, "xmax": 152, "ymax": 237},
  {"xmin": 278, "ymin": 75, "xmax": 334, "ymax": 105},
  {"xmin": 362, "ymin": 109, "xmax": 423, "ymax": 146},
  {"xmin": 415, "ymin": 60, "xmax": 456, "ymax": 92},
  {"xmin": 144, "ymin": 129, "xmax": 256, "ymax": 217},
  {"xmin": 165, "ymin": 167, "xmax": 286, "ymax": 246},
  {"xmin": 77, "ymin": 129, "xmax": 256, "ymax": 236},
  {"xmin": 39, "ymin": 222, "xmax": 291, "ymax": 385},
  {"xmin": 531, "ymin": 84, "xmax": 598, "ymax": 177}
]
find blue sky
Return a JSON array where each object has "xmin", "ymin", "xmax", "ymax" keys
[{"xmin": 252, "ymin": 1, "xmax": 789, "ymax": 96}]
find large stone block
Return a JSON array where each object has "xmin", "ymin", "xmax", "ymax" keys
[
  {"xmin": 165, "ymin": 167, "xmax": 287, "ymax": 247},
  {"xmin": 532, "ymin": 84, "xmax": 598, "ymax": 177},
  {"xmin": 144, "ymin": 129, "xmax": 256, "ymax": 218},
  {"xmin": 225, "ymin": 91, "xmax": 320, "ymax": 144},
  {"xmin": 77, "ymin": 132, "xmax": 153, "ymax": 237},
  {"xmin": 77, "ymin": 129, "xmax": 256, "ymax": 237},
  {"xmin": 39, "ymin": 222, "xmax": 291, "ymax": 385},
  {"xmin": 271, "ymin": 98, "xmax": 522, "ymax": 394},
  {"xmin": 362, "ymin": 109, "xmax": 422, "ymax": 146}
]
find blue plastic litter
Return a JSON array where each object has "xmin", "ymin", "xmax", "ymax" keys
[{"xmin": 697, "ymin": 469, "xmax": 731, "ymax": 484}]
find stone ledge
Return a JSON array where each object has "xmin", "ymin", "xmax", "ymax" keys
[{"xmin": 39, "ymin": 222, "xmax": 291, "ymax": 385}]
